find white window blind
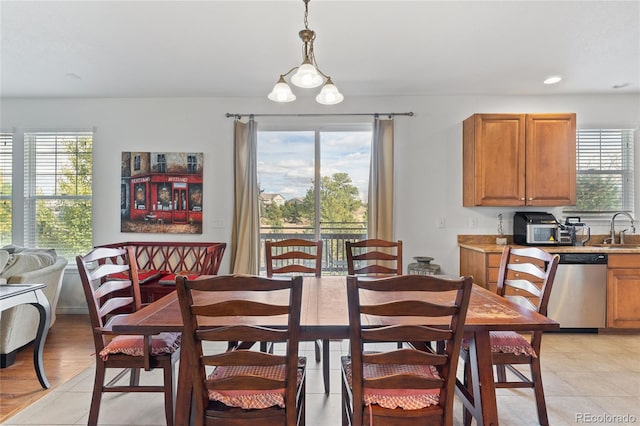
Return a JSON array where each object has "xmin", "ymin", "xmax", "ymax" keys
[
  {"xmin": 564, "ymin": 129, "xmax": 635, "ymax": 216},
  {"xmin": 24, "ymin": 132, "xmax": 93, "ymax": 259},
  {"xmin": 0, "ymin": 133, "xmax": 12, "ymax": 246}
]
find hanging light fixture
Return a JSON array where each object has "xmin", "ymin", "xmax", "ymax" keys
[{"xmin": 268, "ymin": 0, "xmax": 344, "ymax": 105}]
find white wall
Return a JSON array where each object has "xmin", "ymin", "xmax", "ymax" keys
[{"xmin": 2, "ymin": 94, "xmax": 639, "ymax": 313}]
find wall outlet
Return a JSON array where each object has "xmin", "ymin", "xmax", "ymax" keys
[
  {"xmin": 437, "ymin": 217, "xmax": 446, "ymax": 229},
  {"xmin": 211, "ymin": 219, "xmax": 224, "ymax": 229},
  {"xmin": 469, "ymin": 217, "xmax": 478, "ymax": 228}
]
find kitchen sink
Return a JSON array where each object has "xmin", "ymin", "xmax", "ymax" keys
[{"xmin": 589, "ymin": 244, "xmax": 640, "ymax": 249}]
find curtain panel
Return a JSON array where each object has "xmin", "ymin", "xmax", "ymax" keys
[
  {"xmin": 230, "ymin": 119, "xmax": 260, "ymax": 274},
  {"xmin": 368, "ymin": 118, "xmax": 394, "ymax": 240}
]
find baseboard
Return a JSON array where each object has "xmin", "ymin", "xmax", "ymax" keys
[{"xmin": 56, "ymin": 306, "xmax": 89, "ymax": 315}]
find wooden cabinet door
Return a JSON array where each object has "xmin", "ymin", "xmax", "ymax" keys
[
  {"xmin": 607, "ymin": 267, "xmax": 640, "ymax": 328},
  {"xmin": 525, "ymin": 114, "xmax": 576, "ymax": 206},
  {"xmin": 463, "ymin": 114, "xmax": 525, "ymax": 206}
]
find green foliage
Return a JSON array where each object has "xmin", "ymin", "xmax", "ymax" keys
[
  {"xmin": 282, "ymin": 200, "xmax": 303, "ymax": 223},
  {"xmin": 575, "ymin": 174, "xmax": 621, "ymax": 211},
  {"xmin": 262, "ymin": 203, "xmax": 283, "ymax": 227},
  {"xmin": 0, "ymin": 170, "xmax": 11, "ymax": 245},
  {"xmin": 300, "ymin": 173, "xmax": 362, "ymax": 225}
]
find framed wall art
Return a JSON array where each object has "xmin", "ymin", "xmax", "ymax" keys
[{"xmin": 120, "ymin": 152, "xmax": 204, "ymax": 234}]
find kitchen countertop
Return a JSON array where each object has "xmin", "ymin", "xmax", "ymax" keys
[{"xmin": 458, "ymin": 234, "xmax": 640, "ymax": 254}]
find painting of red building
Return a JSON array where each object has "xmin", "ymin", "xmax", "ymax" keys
[{"xmin": 121, "ymin": 152, "xmax": 203, "ymax": 234}]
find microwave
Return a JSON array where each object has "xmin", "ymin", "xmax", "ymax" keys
[{"xmin": 513, "ymin": 212, "xmax": 572, "ymax": 245}]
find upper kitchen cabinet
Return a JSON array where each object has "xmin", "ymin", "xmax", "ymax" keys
[{"xmin": 463, "ymin": 113, "xmax": 576, "ymax": 207}]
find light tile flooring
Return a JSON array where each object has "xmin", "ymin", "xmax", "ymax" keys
[{"xmin": 2, "ymin": 333, "xmax": 639, "ymax": 426}]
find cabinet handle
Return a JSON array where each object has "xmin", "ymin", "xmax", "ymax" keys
[
  {"xmin": 528, "ymin": 197, "xmax": 533, "ymax": 201},
  {"xmin": 520, "ymin": 198, "xmax": 525, "ymax": 201}
]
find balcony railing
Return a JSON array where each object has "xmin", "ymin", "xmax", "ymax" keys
[{"xmin": 260, "ymin": 222, "xmax": 367, "ymax": 275}]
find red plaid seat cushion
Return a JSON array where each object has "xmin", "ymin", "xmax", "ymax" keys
[
  {"xmin": 344, "ymin": 361, "xmax": 441, "ymax": 409},
  {"xmin": 99, "ymin": 332, "xmax": 181, "ymax": 360},
  {"xmin": 206, "ymin": 357, "xmax": 306, "ymax": 409},
  {"xmin": 462, "ymin": 331, "xmax": 537, "ymax": 357}
]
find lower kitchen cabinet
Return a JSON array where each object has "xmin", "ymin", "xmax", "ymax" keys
[
  {"xmin": 459, "ymin": 247, "xmax": 500, "ymax": 291},
  {"xmin": 607, "ymin": 254, "xmax": 640, "ymax": 329}
]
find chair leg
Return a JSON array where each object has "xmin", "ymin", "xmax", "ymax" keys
[
  {"xmin": 495, "ymin": 364, "xmax": 507, "ymax": 383},
  {"xmin": 163, "ymin": 363, "xmax": 175, "ymax": 426},
  {"xmin": 341, "ymin": 369, "xmax": 349, "ymax": 426},
  {"xmin": 322, "ymin": 339, "xmax": 330, "ymax": 394},
  {"xmin": 88, "ymin": 363, "xmax": 106, "ymax": 426},
  {"xmin": 129, "ymin": 367, "xmax": 141, "ymax": 386},
  {"xmin": 462, "ymin": 351, "xmax": 473, "ymax": 426},
  {"xmin": 531, "ymin": 358, "xmax": 549, "ymax": 425},
  {"xmin": 314, "ymin": 340, "xmax": 321, "ymax": 362}
]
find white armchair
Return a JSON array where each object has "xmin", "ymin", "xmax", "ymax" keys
[{"xmin": 0, "ymin": 249, "xmax": 68, "ymax": 367}]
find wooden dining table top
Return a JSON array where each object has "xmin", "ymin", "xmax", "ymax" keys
[{"xmin": 111, "ymin": 275, "xmax": 559, "ymax": 337}]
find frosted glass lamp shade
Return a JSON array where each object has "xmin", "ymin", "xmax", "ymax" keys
[
  {"xmin": 291, "ymin": 62, "xmax": 323, "ymax": 88},
  {"xmin": 315, "ymin": 79, "xmax": 344, "ymax": 105},
  {"xmin": 268, "ymin": 77, "xmax": 296, "ymax": 102}
]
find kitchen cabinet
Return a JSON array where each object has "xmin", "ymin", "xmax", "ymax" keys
[
  {"xmin": 462, "ymin": 113, "xmax": 576, "ymax": 207},
  {"xmin": 607, "ymin": 254, "xmax": 640, "ymax": 329},
  {"xmin": 460, "ymin": 247, "xmax": 501, "ymax": 291}
]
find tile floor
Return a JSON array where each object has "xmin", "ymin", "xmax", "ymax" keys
[{"xmin": 2, "ymin": 333, "xmax": 639, "ymax": 426}]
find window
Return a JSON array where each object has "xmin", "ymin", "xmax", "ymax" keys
[
  {"xmin": 157, "ymin": 154, "xmax": 166, "ymax": 173},
  {"xmin": 187, "ymin": 155, "xmax": 198, "ymax": 174},
  {"xmin": 0, "ymin": 133, "xmax": 12, "ymax": 246},
  {"xmin": 134, "ymin": 155, "xmax": 141, "ymax": 171},
  {"xmin": 257, "ymin": 127, "xmax": 372, "ymax": 274},
  {"xmin": 24, "ymin": 132, "xmax": 93, "ymax": 260},
  {"xmin": 564, "ymin": 129, "xmax": 635, "ymax": 218}
]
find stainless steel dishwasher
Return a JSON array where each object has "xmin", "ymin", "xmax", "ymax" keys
[{"xmin": 547, "ymin": 252, "xmax": 608, "ymax": 330}]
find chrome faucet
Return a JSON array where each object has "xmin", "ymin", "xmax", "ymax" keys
[{"xmin": 609, "ymin": 212, "xmax": 636, "ymax": 244}]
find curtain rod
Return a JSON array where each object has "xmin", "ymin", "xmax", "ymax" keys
[{"xmin": 225, "ymin": 112, "xmax": 414, "ymax": 119}]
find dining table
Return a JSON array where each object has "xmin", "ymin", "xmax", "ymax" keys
[{"xmin": 111, "ymin": 275, "xmax": 559, "ymax": 426}]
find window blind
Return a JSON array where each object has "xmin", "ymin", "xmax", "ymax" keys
[
  {"xmin": 0, "ymin": 133, "xmax": 12, "ymax": 246},
  {"xmin": 564, "ymin": 129, "xmax": 635, "ymax": 216}
]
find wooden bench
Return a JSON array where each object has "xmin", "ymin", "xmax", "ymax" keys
[{"xmin": 95, "ymin": 241, "xmax": 226, "ymax": 303}]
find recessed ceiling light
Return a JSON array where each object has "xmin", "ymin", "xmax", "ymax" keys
[
  {"xmin": 613, "ymin": 83, "xmax": 630, "ymax": 89},
  {"xmin": 544, "ymin": 76, "xmax": 562, "ymax": 85}
]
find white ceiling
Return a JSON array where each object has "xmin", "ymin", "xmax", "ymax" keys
[{"xmin": 1, "ymin": 0, "xmax": 639, "ymax": 99}]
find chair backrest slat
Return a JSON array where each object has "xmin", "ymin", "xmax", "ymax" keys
[
  {"xmin": 76, "ymin": 246, "xmax": 142, "ymax": 350},
  {"xmin": 266, "ymin": 239, "xmax": 323, "ymax": 277},
  {"xmin": 346, "ymin": 239, "xmax": 403, "ymax": 276},
  {"xmin": 497, "ymin": 246, "xmax": 560, "ymax": 316}
]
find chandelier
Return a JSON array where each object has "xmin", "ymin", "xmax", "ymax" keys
[{"xmin": 268, "ymin": 0, "xmax": 344, "ymax": 105}]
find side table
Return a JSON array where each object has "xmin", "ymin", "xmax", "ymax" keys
[{"xmin": 0, "ymin": 284, "xmax": 51, "ymax": 388}]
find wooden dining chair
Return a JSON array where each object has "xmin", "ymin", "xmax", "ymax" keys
[
  {"xmin": 175, "ymin": 274, "xmax": 306, "ymax": 426},
  {"xmin": 346, "ymin": 239, "xmax": 403, "ymax": 276},
  {"xmin": 265, "ymin": 238, "xmax": 323, "ymax": 277},
  {"xmin": 342, "ymin": 274, "xmax": 473, "ymax": 426},
  {"xmin": 460, "ymin": 245, "xmax": 560, "ymax": 426},
  {"xmin": 76, "ymin": 246, "xmax": 181, "ymax": 426},
  {"xmin": 265, "ymin": 238, "xmax": 330, "ymax": 394}
]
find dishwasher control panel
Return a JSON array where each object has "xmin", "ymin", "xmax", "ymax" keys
[{"xmin": 555, "ymin": 253, "xmax": 607, "ymax": 264}]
